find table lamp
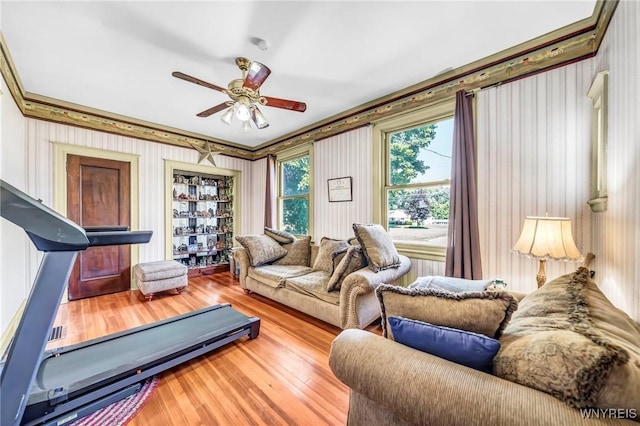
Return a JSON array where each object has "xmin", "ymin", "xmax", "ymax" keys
[{"xmin": 513, "ymin": 216, "xmax": 582, "ymax": 287}]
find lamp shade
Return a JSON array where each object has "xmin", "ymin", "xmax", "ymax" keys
[
  {"xmin": 251, "ymin": 106, "xmax": 269, "ymax": 129},
  {"xmin": 513, "ymin": 216, "xmax": 581, "ymax": 261},
  {"xmin": 220, "ymin": 106, "xmax": 235, "ymax": 125}
]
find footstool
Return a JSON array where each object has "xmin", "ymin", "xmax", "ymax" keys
[{"xmin": 134, "ymin": 260, "xmax": 188, "ymax": 301}]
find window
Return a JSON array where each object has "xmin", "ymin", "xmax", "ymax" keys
[
  {"xmin": 373, "ymin": 99, "xmax": 454, "ymax": 261},
  {"xmin": 278, "ymin": 148, "xmax": 312, "ymax": 235}
]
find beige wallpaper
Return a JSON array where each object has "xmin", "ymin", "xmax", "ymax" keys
[
  {"xmin": 1, "ymin": 73, "xmax": 28, "ymax": 331},
  {"xmin": 588, "ymin": 0, "xmax": 640, "ymax": 320},
  {"xmin": 247, "ymin": 157, "xmax": 267, "ymax": 235},
  {"xmin": 476, "ymin": 59, "xmax": 594, "ymax": 294},
  {"xmin": 313, "ymin": 126, "xmax": 373, "ymax": 241}
]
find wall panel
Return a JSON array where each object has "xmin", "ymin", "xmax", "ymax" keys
[
  {"xmin": 248, "ymin": 157, "xmax": 267, "ymax": 235},
  {"xmin": 590, "ymin": 0, "xmax": 640, "ymax": 320},
  {"xmin": 1, "ymin": 74, "xmax": 28, "ymax": 331},
  {"xmin": 313, "ymin": 126, "xmax": 373, "ymax": 240},
  {"xmin": 476, "ymin": 60, "xmax": 594, "ymax": 294}
]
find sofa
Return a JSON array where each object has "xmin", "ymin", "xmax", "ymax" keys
[
  {"xmin": 329, "ymin": 267, "xmax": 640, "ymax": 425},
  {"xmin": 234, "ymin": 224, "xmax": 411, "ymax": 329}
]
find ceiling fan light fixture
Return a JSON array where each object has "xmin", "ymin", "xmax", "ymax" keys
[
  {"xmin": 220, "ymin": 106, "xmax": 234, "ymax": 125},
  {"xmin": 235, "ymin": 102, "xmax": 251, "ymax": 122},
  {"xmin": 251, "ymin": 106, "xmax": 269, "ymax": 129},
  {"xmin": 173, "ymin": 58, "xmax": 306, "ymax": 132}
]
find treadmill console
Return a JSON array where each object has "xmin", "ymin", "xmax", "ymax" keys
[{"xmin": 0, "ymin": 180, "xmax": 89, "ymax": 252}]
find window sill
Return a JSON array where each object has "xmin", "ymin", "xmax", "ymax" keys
[{"xmin": 394, "ymin": 242, "xmax": 446, "ymax": 262}]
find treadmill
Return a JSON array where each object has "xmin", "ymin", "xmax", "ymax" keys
[{"xmin": 0, "ymin": 179, "xmax": 260, "ymax": 426}]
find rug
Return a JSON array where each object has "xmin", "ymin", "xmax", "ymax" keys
[{"xmin": 71, "ymin": 376, "xmax": 159, "ymax": 426}]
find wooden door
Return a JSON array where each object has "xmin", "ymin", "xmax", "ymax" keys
[{"xmin": 67, "ymin": 155, "xmax": 131, "ymax": 300}]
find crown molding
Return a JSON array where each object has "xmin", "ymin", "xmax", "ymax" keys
[
  {"xmin": 0, "ymin": 33, "xmax": 26, "ymax": 115},
  {"xmin": 1, "ymin": 1, "xmax": 618, "ymax": 161},
  {"xmin": 21, "ymin": 94, "xmax": 254, "ymax": 160}
]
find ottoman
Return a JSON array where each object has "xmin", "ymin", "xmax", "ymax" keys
[{"xmin": 134, "ymin": 260, "xmax": 188, "ymax": 301}]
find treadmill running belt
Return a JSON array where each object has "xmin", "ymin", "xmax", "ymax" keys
[{"xmin": 31, "ymin": 305, "xmax": 252, "ymax": 403}]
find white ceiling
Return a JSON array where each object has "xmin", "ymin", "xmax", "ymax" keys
[{"xmin": 1, "ymin": 1, "xmax": 596, "ymax": 149}]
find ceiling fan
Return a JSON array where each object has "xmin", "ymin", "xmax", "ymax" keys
[{"xmin": 172, "ymin": 57, "xmax": 307, "ymax": 131}]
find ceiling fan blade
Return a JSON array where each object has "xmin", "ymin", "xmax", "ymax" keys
[
  {"xmin": 243, "ymin": 61, "xmax": 271, "ymax": 91},
  {"xmin": 263, "ymin": 96, "xmax": 307, "ymax": 112},
  {"xmin": 172, "ymin": 71, "xmax": 226, "ymax": 93},
  {"xmin": 196, "ymin": 102, "xmax": 230, "ymax": 117}
]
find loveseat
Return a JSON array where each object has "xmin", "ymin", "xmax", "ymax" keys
[
  {"xmin": 329, "ymin": 268, "xmax": 640, "ymax": 425},
  {"xmin": 234, "ymin": 224, "xmax": 411, "ymax": 329}
]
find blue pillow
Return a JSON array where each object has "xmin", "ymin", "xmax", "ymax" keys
[{"xmin": 388, "ymin": 316, "xmax": 500, "ymax": 373}]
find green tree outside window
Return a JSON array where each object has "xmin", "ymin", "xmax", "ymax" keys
[
  {"xmin": 280, "ymin": 155, "xmax": 309, "ymax": 234},
  {"xmin": 386, "ymin": 119, "xmax": 452, "ymax": 246}
]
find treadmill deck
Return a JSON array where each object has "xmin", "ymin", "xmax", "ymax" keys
[{"xmin": 22, "ymin": 303, "xmax": 260, "ymax": 425}]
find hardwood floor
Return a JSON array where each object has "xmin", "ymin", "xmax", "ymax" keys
[{"xmin": 50, "ymin": 272, "xmax": 382, "ymax": 425}]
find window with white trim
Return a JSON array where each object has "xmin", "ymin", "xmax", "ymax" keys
[
  {"xmin": 373, "ymin": 99, "xmax": 454, "ymax": 260},
  {"xmin": 277, "ymin": 150, "xmax": 311, "ymax": 235}
]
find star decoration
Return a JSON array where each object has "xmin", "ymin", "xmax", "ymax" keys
[{"xmin": 190, "ymin": 142, "xmax": 221, "ymax": 166}]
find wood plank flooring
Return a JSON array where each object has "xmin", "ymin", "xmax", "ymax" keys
[{"xmin": 50, "ymin": 272, "xmax": 382, "ymax": 425}]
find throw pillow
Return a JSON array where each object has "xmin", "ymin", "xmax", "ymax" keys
[
  {"xmin": 273, "ymin": 236, "xmax": 312, "ymax": 266},
  {"xmin": 388, "ymin": 316, "xmax": 501, "ymax": 373},
  {"xmin": 264, "ymin": 227, "xmax": 295, "ymax": 243},
  {"xmin": 330, "ymin": 240, "xmax": 360, "ymax": 271},
  {"xmin": 409, "ymin": 276, "xmax": 493, "ymax": 293},
  {"xmin": 495, "ymin": 329, "xmax": 627, "ymax": 409},
  {"xmin": 312, "ymin": 237, "xmax": 350, "ymax": 274},
  {"xmin": 332, "ymin": 251, "xmax": 347, "ymax": 275},
  {"xmin": 327, "ymin": 245, "xmax": 368, "ymax": 292},
  {"xmin": 352, "ymin": 223, "xmax": 401, "ymax": 272},
  {"xmin": 234, "ymin": 234, "xmax": 288, "ymax": 267},
  {"xmin": 376, "ymin": 284, "xmax": 517, "ymax": 339},
  {"xmin": 494, "ymin": 267, "xmax": 640, "ymax": 410}
]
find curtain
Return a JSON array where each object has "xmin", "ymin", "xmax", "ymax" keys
[
  {"xmin": 445, "ymin": 90, "xmax": 482, "ymax": 279},
  {"xmin": 264, "ymin": 154, "xmax": 276, "ymax": 228}
]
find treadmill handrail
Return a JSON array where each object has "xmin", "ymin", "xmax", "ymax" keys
[
  {"xmin": 83, "ymin": 226, "xmax": 129, "ymax": 233},
  {"xmin": 86, "ymin": 230, "xmax": 153, "ymax": 247},
  {"xmin": 1, "ymin": 180, "xmax": 89, "ymax": 251}
]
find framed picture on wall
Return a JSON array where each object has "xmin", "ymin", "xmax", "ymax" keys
[{"xmin": 327, "ymin": 177, "xmax": 352, "ymax": 202}]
